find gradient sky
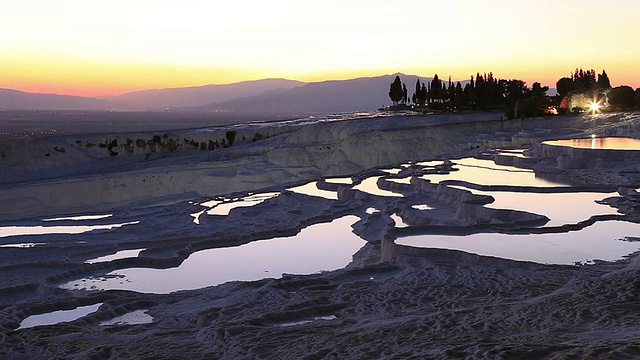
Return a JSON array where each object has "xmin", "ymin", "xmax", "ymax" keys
[{"xmin": 2, "ymin": 0, "xmax": 639, "ymax": 96}]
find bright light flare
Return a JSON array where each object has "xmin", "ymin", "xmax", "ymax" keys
[{"xmin": 589, "ymin": 102, "xmax": 601, "ymax": 112}]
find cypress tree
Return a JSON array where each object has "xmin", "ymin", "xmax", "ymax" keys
[
  {"xmin": 389, "ymin": 75, "xmax": 403, "ymax": 105},
  {"xmin": 402, "ymin": 83, "xmax": 408, "ymax": 105}
]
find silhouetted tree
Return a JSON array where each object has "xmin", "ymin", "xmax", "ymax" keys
[
  {"xmin": 430, "ymin": 74, "xmax": 443, "ymax": 103},
  {"xmin": 503, "ymin": 80, "xmax": 528, "ymax": 103},
  {"xmin": 389, "ymin": 75, "xmax": 403, "ymax": 105},
  {"xmin": 413, "ymin": 80, "xmax": 427, "ymax": 107},
  {"xmin": 503, "ymin": 79, "xmax": 529, "ymax": 118},
  {"xmin": 531, "ymin": 82, "xmax": 549, "ymax": 97},
  {"xmin": 402, "ymin": 83, "xmax": 408, "ymax": 105},
  {"xmin": 573, "ymin": 68, "xmax": 597, "ymax": 93},
  {"xmin": 597, "ymin": 69, "xmax": 611, "ymax": 90},
  {"xmin": 556, "ymin": 77, "xmax": 574, "ymax": 97},
  {"xmin": 607, "ymin": 86, "xmax": 636, "ymax": 109},
  {"xmin": 412, "ymin": 79, "xmax": 420, "ymax": 105},
  {"xmin": 453, "ymin": 82, "xmax": 465, "ymax": 109},
  {"xmin": 419, "ymin": 84, "xmax": 427, "ymax": 106}
]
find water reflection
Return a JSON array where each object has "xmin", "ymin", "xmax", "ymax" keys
[
  {"xmin": 324, "ymin": 177, "xmax": 353, "ymax": 184},
  {"xmin": 353, "ymin": 177, "xmax": 404, "ymax": 197},
  {"xmin": 288, "ymin": 182, "xmax": 338, "ymax": 200},
  {"xmin": 206, "ymin": 192, "xmax": 279, "ymax": 216},
  {"xmin": 0, "ymin": 222, "xmax": 139, "ymax": 238},
  {"xmin": 85, "ymin": 249, "xmax": 145, "ymax": 264},
  {"xmin": 61, "ymin": 216, "xmax": 365, "ymax": 294},
  {"xmin": 396, "ymin": 221, "xmax": 640, "ymax": 265},
  {"xmin": 18, "ymin": 303, "xmax": 102, "ymax": 330},
  {"xmin": 450, "ymin": 186, "xmax": 618, "ymax": 226},
  {"xmin": 387, "ymin": 177, "xmax": 412, "ymax": 184},
  {"xmin": 544, "ymin": 137, "xmax": 640, "ymax": 150},
  {"xmin": 420, "ymin": 158, "xmax": 568, "ymax": 187}
]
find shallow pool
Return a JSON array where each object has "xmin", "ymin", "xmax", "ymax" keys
[
  {"xmin": 544, "ymin": 137, "xmax": 640, "ymax": 150},
  {"xmin": 450, "ymin": 186, "xmax": 618, "ymax": 227},
  {"xmin": 85, "ymin": 249, "xmax": 145, "ymax": 264},
  {"xmin": 353, "ymin": 176, "xmax": 404, "ymax": 197},
  {"xmin": 18, "ymin": 303, "xmax": 102, "ymax": 330},
  {"xmin": 420, "ymin": 158, "xmax": 567, "ymax": 187},
  {"xmin": 396, "ymin": 220, "xmax": 640, "ymax": 265},
  {"xmin": 0, "ymin": 222, "xmax": 139, "ymax": 238},
  {"xmin": 288, "ymin": 181, "xmax": 338, "ymax": 200},
  {"xmin": 61, "ymin": 216, "xmax": 366, "ymax": 293}
]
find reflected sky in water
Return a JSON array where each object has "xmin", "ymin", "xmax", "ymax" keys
[
  {"xmin": 288, "ymin": 181, "xmax": 338, "ymax": 200},
  {"xmin": 85, "ymin": 248, "xmax": 145, "ymax": 264},
  {"xmin": 0, "ymin": 222, "xmax": 139, "ymax": 238},
  {"xmin": 396, "ymin": 221, "xmax": 640, "ymax": 265},
  {"xmin": 18, "ymin": 303, "xmax": 102, "ymax": 330},
  {"xmin": 544, "ymin": 137, "xmax": 640, "ymax": 150},
  {"xmin": 62, "ymin": 216, "xmax": 365, "ymax": 293},
  {"xmin": 420, "ymin": 158, "xmax": 567, "ymax": 187},
  {"xmin": 353, "ymin": 176, "xmax": 404, "ymax": 197},
  {"xmin": 451, "ymin": 186, "xmax": 618, "ymax": 226}
]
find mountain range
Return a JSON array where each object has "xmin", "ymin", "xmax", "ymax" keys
[
  {"xmin": 0, "ymin": 74, "xmax": 435, "ymax": 115},
  {"xmin": 0, "ymin": 89, "xmax": 114, "ymax": 111},
  {"xmin": 0, "ymin": 74, "xmax": 556, "ymax": 116}
]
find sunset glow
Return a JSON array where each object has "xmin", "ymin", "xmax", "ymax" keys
[{"xmin": 2, "ymin": 0, "xmax": 639, "ymax": 96}]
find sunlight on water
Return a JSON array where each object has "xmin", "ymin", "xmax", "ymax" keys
[
  {"xmin": 353, "ymin": 176, "xmax": 404, "ymax": 197},
  {"xmin": 415, "ymin": 160, "xmax": 446, "ymax": 167},
  {"xmin": 420, "ymin": 158, "xmax": 567, "ymax": 187},
  {"xmin": 544, "ymin": 137, "xmax": 640, "ymax": 150},
  {"xmin": 497, "ymin": 149, "xmax": 529, "ymax": 158},
  {"xmin": 450, "ymin": 186, "xmax": 618, "ymax": 226},
  {"xmin": 288, "ymin": 182, "xmax": 338, "ymax": 200},
  {"xmin": 206, "ymin": 192, "xmax": 280, "ymax": 216},
  {"xmin": 61, "ymin": 216, "xmax": 365, "ymax": 293},
  {"xmin": 386, "ymin": 177, "xmax": 412, "ymax": 184},
  {"xmin": 396, "ymin": 221, "xmax": 640, "ymax": 265},
  {"xmin": 18, "ymin": 303, "xmax": 102, "ymax": 330},
  {"xmin": 324, "ymin": 177, "xmax": 353, "ymax": 184}
]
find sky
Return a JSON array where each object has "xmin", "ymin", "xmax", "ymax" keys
[{"xmin": 2, "ymin": 0, "xmax": 639, "ymax": 96}]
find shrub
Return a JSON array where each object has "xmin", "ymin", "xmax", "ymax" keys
[
  {"xmin": 607, "ymin": 86, "xmax": 636, "ymax": 109},
  {"xmin": 226, "ymin": 131, "xmax": 236, "ymax": 146}
]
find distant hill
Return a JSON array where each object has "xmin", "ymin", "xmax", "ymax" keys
[
  {"xmin": 2, "ymin": 75, "xmax": 550, "ymax": 114},
  {"xmin": 105, "ymin": 78, "xmax": 306, "ymax": 110},
  {"xmin": 0, "ymin": 89, "xmax": 115, "ymax": 111},
  {"xmin": 196, "ymin": 74, "xmax": 440, "ymax": 116}
]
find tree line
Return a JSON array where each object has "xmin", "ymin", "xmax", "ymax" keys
[
  {"xmin": 389, "ymin": 69, "xmax": 640, "ymax": 118},
  {"xmin": 556, "ymin": 68, "xmax": 638, "ymax": 111}
]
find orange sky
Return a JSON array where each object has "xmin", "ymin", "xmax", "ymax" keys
[{"xmin": 2, "ymin": 1, "xmax": 639, "ymax": 97}]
